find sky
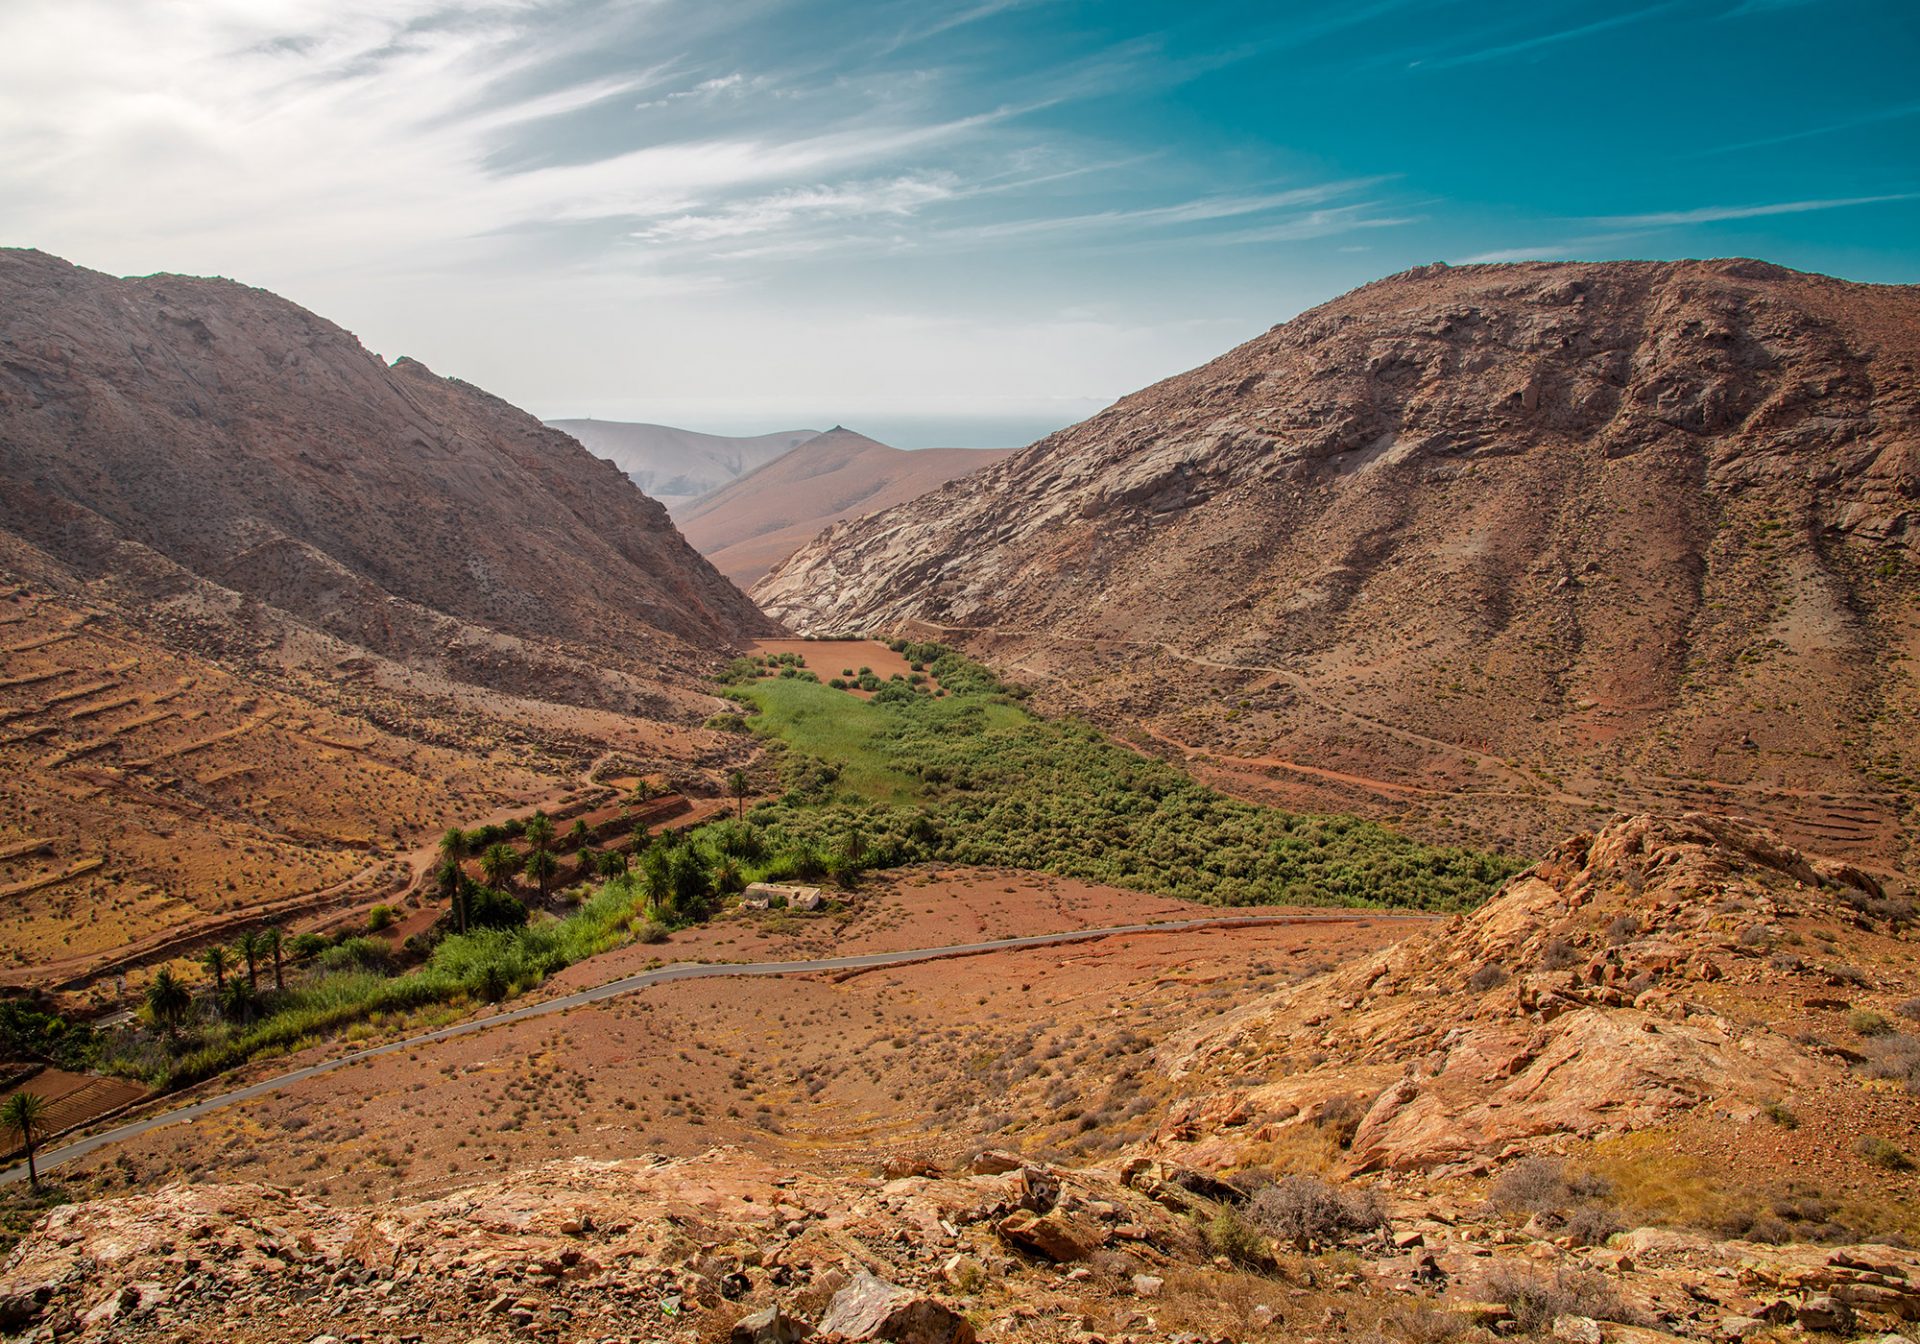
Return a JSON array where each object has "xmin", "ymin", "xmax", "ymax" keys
[{"xmin": 1, "ymin": 1, "xmax": 1916, "ymax": 447}]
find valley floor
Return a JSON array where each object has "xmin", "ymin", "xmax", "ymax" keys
[{"xmin": 51, "ymin": 867, "xmax": 1423, "ymax": 1204}]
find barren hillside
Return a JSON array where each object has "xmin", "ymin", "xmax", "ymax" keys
[
  {"xmin": 675, "ymin": 427, "xmax": 1012, "ymax": 585},
  {"xmin": 0, "ymin": 249, "xmax": 774, "ymax": 985},
  {"xmin": 758, "ymin": 260, "xmax": 1920, "ymax": 868}
]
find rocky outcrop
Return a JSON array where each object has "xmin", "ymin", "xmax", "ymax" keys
[
  {"xmin": 816, "ymin": 1273, "xmax": 975, "ymax": 1343},
  {"xmin": 1151, "ymin": 813, "xmax": 1919, "ymax": 1174},
  {"xmin": 756, "ymin": 260, "xmax": 1920, "ymax": 865}
]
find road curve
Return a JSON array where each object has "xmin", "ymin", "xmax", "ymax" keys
[{"xmin": 1, "ymin": 910, "xmax": 1431, "ymax": 1185}]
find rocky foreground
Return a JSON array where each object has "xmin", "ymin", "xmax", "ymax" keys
[{"xmin": 2, "ymin": 814, "xmax": 1915, "ymax": 1343}]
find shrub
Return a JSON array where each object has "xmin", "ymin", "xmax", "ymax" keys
[
  {"xmin": 1251, "ymin": 1176, "xmax": 1386, "ymax": 1247},
  {"xmin": 1857, "ymin": 1136, "xmax": 1914, "ymax": 1171},
  {"xmin": 1468, "ymin": 962, "xmax": 1509, "ymax": 992},
  {"xmin": 287, "ymin": 932, "xmax": 328, "ymax": 960},
  {"xmin": 1539, "ymin": 937, "xmax": 1581, "ymax": 970},
  {"xmin": 1563, "ymin": 1203, "xmax": 1623, "ymax": 1247},
  {"xmin": 1203, "ymin": 1206, "xmax": 1269, "ymax": 1269},
  {"xmin": 319, "ymin": 937, "xmax": 393, "ymax": 974},
  {"xmin": 1763, "ymin": 1098, "xmax": 1799, "ymax": 1129},
  {"xmin": 1481, "ymin": 1264, "xmax": 1636, "ymax": 1334},
  {"xmin": 704, "ymin": 712, "xmax": 748, "ymax": 732},
  {"xmin": 1490, "ymin": 1157, "xmax": 1611, "ymax": 1217},
  {"xmin": 467, "ymin": 885, "xmax": 529, "ymax": 931},
  {"xmin": 1861, "ymin": 1032, "xmax": 1920, "ymax": 1092},
  {"xmin": 1849, "ymin": 1009, "xmax": 1893, "ymax": 1037},
  {"xmin": 1898, "ymin": 998, "xmax": 1920, "ymax": 1022},
  {"xmin": 366, "ymin": 904, "xmax": 397, "ymax": 932},
  {"xmin": 632, "ymin": 920, "xmax": 670, "ymax": 945},
  {"xmin": 1605, "ymin": 914, "xmax": 1640, "ymax": 946}
]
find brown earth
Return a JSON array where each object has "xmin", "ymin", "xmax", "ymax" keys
[
  {"xmin": 0, "ymin": 250, "xmax": 777, "ymax": 988},
  {"xmin": 756, "ymin": 260, "xmax": 1920, "ymax": 871},
  {"xmin": 746, "ymin": 638, "xmax": 938, "ymax": 697},
  {"xmin": 52, "ymin": 869, "xmax": 1421, "ymax": 1204},
  {"xmin": 675, "ymin": 428, "xmax": 1011, "ymax": 587},
  {"xmin": 7, "ymin": 825, "xmax": 1920, "ymax": 1344}
]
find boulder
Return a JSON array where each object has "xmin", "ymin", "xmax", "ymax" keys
[
  {"xmin": 1796, "ymin": 1294, "xmax": 1855, "ymax": 1333},
  {"xmin": 1551, "ymin": 1316, "xmax": 1604, "ymax": 1344},
  {"xmin": 966, "ymin": 1150, "xmax": 1024, "ymax": 1176},
  {"xmin": 817, "ymin": 1273, "xmax": 975, "ymax": 1344},
  {"xmin": 732, "ymin": 1304, "xmax": 815, "ymax": 1343},
  {"xmin": 1131, "ymin": 1274, "xmax": 1164, "ymax": 1299},
  {"xmin": 997, "ymin": 1210, "xmax": 1095, "ymax": 1262}
]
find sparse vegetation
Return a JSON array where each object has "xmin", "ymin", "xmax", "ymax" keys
[
  {"xmin": 1857, "ymin": 1135, "xmax": 1914, "ymax": 1171},
  {"xmin": 1249, "ymin": 1175, "xmax": 1385, "ymax": 1247},
  {"xmin": 1481, "ymin": 1263, "xmax": 1637, "ymax": 1334}
]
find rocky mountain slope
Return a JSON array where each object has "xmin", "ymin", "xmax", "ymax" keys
[
  {"xmin": 756, "ymin": 261, "xmax": 1920, "ymax": 869},
  {"xmin": 0, "ymin": 249, "xmax": 774, "ymax": 985},
  {"xmin": 676, "ymin": 428, "xmax": 1012, "ymax": 586},
  {"xmin": 1152, "ymin": 813, "xmax": 1917, "ymax": 1207},
  {"xmin": 6, "ymin": 814, "xmax": 1915, "ymax": 1343},
  {"xmin": 545, "ymin": 418, "xmax": 820, "ymax": 507}
]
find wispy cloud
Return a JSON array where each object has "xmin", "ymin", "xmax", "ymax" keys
[
  {"xmin": 1593, "ymin": 193, "xmax": 1918, "ymax": 227},
  {"xmin": 1687, "ymin": 100, "xmax": 1920, "ymax": 157},
  {"xmin": 635, "ymin": 175, "xmax": 960, "ymax": 243},
  {"xmin": 1409, "ymin": 3, "xmax": 1679, "ymax": 70},
  {"xmin": 1455, "ymin": 232, "xmax": 1652, "ymax": 264},
  {"xmin": 1719, "ymin": 0, "xmax": 1822, "ymax": 17}
]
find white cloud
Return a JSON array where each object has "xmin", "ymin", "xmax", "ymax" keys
[{"xmin": 1592, "ymin": 193, "xmax": 1918, "ymax": 227}]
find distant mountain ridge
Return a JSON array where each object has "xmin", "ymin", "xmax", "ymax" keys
[
  {"xmin": 545, "ymin": 418, "xmax": 820, "ymax": 506},
  {"xmin": 756, "ymin": 259, "xmax": 1920, "ymax": 867},
  {"xmin": 674, "ymin": 426, "xmax": 1012, "ymax": 586}
]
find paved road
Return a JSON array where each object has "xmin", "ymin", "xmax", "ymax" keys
[{"xmin": 0, "ymin": 911, "xmax": 1429, "ymax": 1185}]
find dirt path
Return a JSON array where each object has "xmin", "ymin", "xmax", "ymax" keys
[{"xmin": 0, "ymin": 909, "xmax": 1433, "ymax": 1186}]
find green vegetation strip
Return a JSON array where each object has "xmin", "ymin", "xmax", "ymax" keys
[{"xmin": 723, "ymin": 642, "xmax": 1519, "ymax": 911}]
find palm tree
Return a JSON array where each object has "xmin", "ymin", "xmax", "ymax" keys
[
  {"xmin": 437, "ymin": 826, "xmax": 470, "ymax": 871},
  {"xmin": 199, "ymin": 944, "xmax": 230, "ymax": 993},
  {"xmin": 524, "ymin": 812, "xmax": 555, "ymax": 853},
  {"xmin": 480, "ymin": 842, "xmax": 520, "ymax": 889},
  {"xmin": 261, "ymin": 926, "xmax": 285, "ymax": 993},
  {"xmin": 641, "ymin": 847, "xmax": 672, "ymax": 919},
  {"xmin": 2, "ymin": 1090, "xmax": 47, "ymax": 1191},
  {"xmin": 596, "ymin": 849, "xmax": 628, "ymax": 879},
  {"xmin": 630, "ymin": 822, "xmax": 653, "ymax": 856},
  {"xmin": 567, "ymin": 819, "xmax": 590, "ymax": 850},
  {"xmin": 727, "ymin": 770, "xmax": 749, "ymax": 820},
  {"xmin": 235, "ymin": 930, "xmax": 264, "ymax": 993},
  {"xmin": 526, "ymin": 848, "xmax": 558, "ymax": 901},
  {"xmin": 145, "ymin": 967, "xmax": 191, "ymax": 1039},
  {"xmin": 436, "ymin": 858, "xmax": 470, "ymax": 934}
]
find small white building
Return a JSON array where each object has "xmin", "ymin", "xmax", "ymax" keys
[{"xmin": 742, "ymin": 882, "xmax": 825, "ymax": 911}]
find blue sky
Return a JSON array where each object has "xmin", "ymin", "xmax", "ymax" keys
[{"xmin": 1, "ymin": 0, "xmax": 1915, "ymax": 446}]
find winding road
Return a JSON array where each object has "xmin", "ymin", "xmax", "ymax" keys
[{"xmin": 0, "ymin": 910, "xmax": 1430, "ymax": 1186}]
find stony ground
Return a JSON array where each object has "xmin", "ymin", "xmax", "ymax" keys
[{"xmin": 2, "ymin": 817, "xmax": 1915, "ymax": 1344}]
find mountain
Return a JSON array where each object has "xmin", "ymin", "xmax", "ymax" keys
[
  {"xmin": 543, "ymin": 418, "xmax": 820, "ymax": 506},
  {"xmin": 0, "ymin": 248, "xmax": 774, "ymax": 982},
  {"xmin": 757, "ymin": 260, "xmax": 1920, "ymax": 868},
  {"xmin": 673, "ymin": 426, "xmax": 1013, "ymax": 586}
]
